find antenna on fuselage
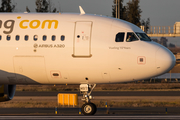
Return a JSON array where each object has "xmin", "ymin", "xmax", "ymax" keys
[{"xmin": 79, "ymin": 6, "xmax": 85, "ymax": 15}]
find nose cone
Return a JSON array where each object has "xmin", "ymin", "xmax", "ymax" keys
[{"xmin": 156, "ymin": 48, "xmax": 176, "ymax": 75}]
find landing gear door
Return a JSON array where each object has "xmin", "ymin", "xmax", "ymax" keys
[{"xmin": 73, "ymin": 22, "xmax": 92, "ymax": 57}]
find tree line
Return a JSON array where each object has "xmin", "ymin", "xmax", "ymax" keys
[
  {"xmin": 152, "ymin": 37, "xmax": 176, "ymax": 48},
  {"xmin": 0, "ymin": 0, "xmax": 149, "ymax": 33},
  {"xmin": 0, "ymin": 0, "xmax": 149, "ymax": 22},
  {"xmin": 112, "ymin": 0, "xmax": 150, "ymax": 33},
  {"xmin": 0, "ymin": 0, "xmax": 57, "ymax": 13}
]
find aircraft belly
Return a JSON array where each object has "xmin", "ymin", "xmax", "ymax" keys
[
  {"xmin": 46, "ymin": 65, "xmax": 109, "ymax": 84},
  {"xmin": 13, "ymin": 56, "xmax": 49, "ymax": 84}
]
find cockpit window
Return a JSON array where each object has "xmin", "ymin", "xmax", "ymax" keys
[
  {"xmin": 136, "ymin": 33, "xmax": 151, "ymax": 41},
  {"xmin": 115, "ymin": 33, "xmax": 125, "ymax": 42},
  {"xmin": 126, "ymin": 32, "xmax": 139, "ymax": 42}
]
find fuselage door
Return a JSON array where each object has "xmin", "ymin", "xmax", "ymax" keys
[{"xmin": 73, "ymin": 21, "xmax": 92, "ymax": 57}]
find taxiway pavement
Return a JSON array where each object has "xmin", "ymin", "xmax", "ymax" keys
[
  {"xmin": 1, "ymin": 108, "xmax": 180, "ymax": 120},
  {"xmin": 0, "ymin": 115, "xmax": 180, "ymax": 120},
  {"xmin": 15, "ymin": 91, "xmax": 180, "ymax": 96}
]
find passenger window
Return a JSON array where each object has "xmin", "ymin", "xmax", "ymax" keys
[
  {"xmin": 115, "ymin": 33, "xmax": 125, "ymax": 42},
  {"xmin": 126, "ymin": 32, "xmax": 139, "ymax": 42},
  {"xmin": 0, "ymin": 35, "xmax": 2, "ymax": 40},
  {"xmin": 34, "ymin": 35, "xmax": 38, "ymax": 41},
  {"xmin": 52, "ymin": 35, "xmax": 56, "ymax": 41},
  {"xmin": 43, "ymin": 35, "xmax": 47, "ymax": 41},
  {"xmin": 25, "ymin": 35, "xmax": 29, "ymax": 41},
  {"xmin": 16, "ymin": 35, "xmax": 20, "ymax": 41},
  {"xmin": 61, "ymin": 35, "xmax": 65, "ymax": 41},
  {"xmin": 7, "ymin": 35, "xmax": 11, "ymax": 41}
]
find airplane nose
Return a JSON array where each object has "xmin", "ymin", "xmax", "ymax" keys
[{"xmin": 156, "ymin": 48, "xmax": 176, "ymax": 74}]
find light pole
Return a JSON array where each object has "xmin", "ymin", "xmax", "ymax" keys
[
  {"xmin": 116, "ymin": 0, "xmax": 121, "ymax": 19},
  {"xmin": 118, "ymin": 0, "xmax": 120, "ymax": 19},
  {"xmin": 116, "ymin": 0, "xmax": 118, "ymax": 18}
]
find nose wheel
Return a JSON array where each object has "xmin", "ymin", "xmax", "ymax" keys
[
  {"xmin": 80, "ymin": 84, "xmax": 97, "ymax": 115},
  {"xmin": 81, "ymin": 102, "xmax": 97, "ymax": 115}
]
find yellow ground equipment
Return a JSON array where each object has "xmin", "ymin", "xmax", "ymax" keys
[{"xmin": 57, "ymin": 94, "xmax": 78, "ymax": 107}]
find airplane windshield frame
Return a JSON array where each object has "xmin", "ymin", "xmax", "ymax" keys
[{"xmin": 135, "ymin": 32, "xmax": 151, "ymax": 41}]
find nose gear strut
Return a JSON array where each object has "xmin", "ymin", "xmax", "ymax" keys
[{"xmin": 80, "ymin": 84, "xmax": 97, "ymax": 115}]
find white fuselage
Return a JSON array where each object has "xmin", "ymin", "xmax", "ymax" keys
[{"xmin": 0, "ymin": 13, "xmax": 176, "ymax": 85}]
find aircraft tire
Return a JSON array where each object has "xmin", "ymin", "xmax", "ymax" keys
[
  {"xmin": 81, "ymin": 103, "xmax": 97, "ymax": 115},
  {"xmin": 90, "ymin": 102, "xmax": 97, "ymax": 114}
]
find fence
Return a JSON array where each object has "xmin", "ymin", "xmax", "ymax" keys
[{"xmin": 141, "ymin": 22, "xmax": 180, "ymax": 37}]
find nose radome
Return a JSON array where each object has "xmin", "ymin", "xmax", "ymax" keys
[{"xmin": 156, "ymin": 48, "xmax": 176, "ymax": 75}]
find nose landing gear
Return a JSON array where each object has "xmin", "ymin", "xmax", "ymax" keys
[
  {"xmin": 82, "ymin": 102, "xmax": 97, "ymax": 115},
  {"xmin": 80, "ymin": 84, "xmax": 97, "ymax": 115}
]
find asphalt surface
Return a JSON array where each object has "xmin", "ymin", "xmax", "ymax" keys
[
  {"xmin": 15, "ymin": 91, "xmax": 180, "ymax": 96},
  {"xmin": 7, "ymin": 91, "xmax": 180, "ymax": 118},
  {"xmin": 0, "ymin": 107, "xmax": 180, "ymax": 115},
  {"xmin": 1, "ymin": 116, "xmax": 180, "ymax": 120}
]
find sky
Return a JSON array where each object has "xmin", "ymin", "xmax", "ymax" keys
[{"xmin": 10, "ymin": 0, "xmax": 180, "ymax": 46}]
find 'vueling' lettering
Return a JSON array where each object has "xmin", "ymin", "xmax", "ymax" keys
[
  {"xmin": 19, "ymin": 19, "xmax": 58, "ymax": 29},
  {"xmin": 0, "ymin": 16, "xmax": 59, "ymax": 34},
  {"xmin": 0, "ymin": 20, "xmax": 15, "ymax": 34}
]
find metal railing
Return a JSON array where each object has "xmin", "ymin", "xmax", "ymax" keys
[{"xmin": 141, "ymin": 26, "xmax": 180, "ymax": 37}]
